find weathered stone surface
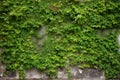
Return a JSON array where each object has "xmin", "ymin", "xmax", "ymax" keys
[
  {"xmin": 109, "ymin": 79, "xmax": 120, "ymax": 80},
  {"xmin": 39, "ymin": 26, "xmax": 46, "ymax": 36},
  {"xmin": 6, "ymin": 71, "xmax": 16, "ymax": 77},
  {"xmin": 25, "ymin": 78, "xmax": 41, "ymax": 80},
  {"xmin": 71, "ymin": 67, "xmax": 105, "ymax": 80},
  {"xmin": 4, "ymin": 78, "xmax": 18, "ymax": 80},
  {"xmin": 85, "ymin": 69, "xmax": 104, "ymax": 78},
  {"xmin": 57, "ymin": 71, "xmax": 68, "ymax": 79},
  {"xmin": 0, "ymin": 65, "xmax": 106, "ymax": 80},
  {"xmin": 0, "ymin": 65, "xmax": 5, "ymax": 78},
  {"xmin": 0, "ymin": 48, "xmax": 3, "ymax": 53},
  {"xmin": 71, "ymin": 67, "xmax": 83, "ymax": 79},
  {"xmin": 25, "ymin": 68, "xmax": 43, "ymax": 79},
  {"xmin": 4, "ymin": 71, "xmax": 19, "ymax": 80},
  {"xmin": 118, "ymin": 35, "xmax": 120, "ymax": 52},
  {"xmin": 32, "ymin": 26, "xmax": 48, "ymax": 50}
]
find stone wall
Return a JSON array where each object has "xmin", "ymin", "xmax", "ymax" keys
[
  {"xmin": 0, "ymin": 65, "xmax": 106, "ymax": 80},
  {"xmin": 0, "ymin": 29, "xmax": 120, "ymax": 80}
]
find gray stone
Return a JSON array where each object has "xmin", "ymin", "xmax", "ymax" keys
[
  {"xmin": 0, "ymin": 65, "xmax": 5, "ymax": 78},
  {"xmin": 25, "ymin": 68, "xmax": 43, "ymax": 79},
  {"xmin": 86, "ymin": 69, "xmax": 104, "ymax": 78},
  {"xmin": 81, "ymin": 78, "xmax": 105, "ymax": 80},
  {"xmin": 38, "ymin": 26, "xmax": 47, "ymax": 46},
  {"xmin": 4, "ymin": 71, "xmax": 19, "ymax": 80},
  {"xmin": 71, "ymin": 67, "xmax": 105, "ymax": 80},
  {"xmin": 42, "ymin": 73, "xmax": 48, "ymax": 79},
  {"xmin": 0, "ymin": 65, "xmax": 106, "ymax": 80},
  {"xmin": 32, "ymin": 26, "xmax": 48, "ymax": 50},
  {"xmin": 71, "ymin": 67, "xmax": 84, "ymax": 79},
  {"xmin": 118, "ymin": 35, "xmax": 120, "ymax": 52},
  {"xmin": 39, "ymin": 26, "xmax": 46, "ymax": 36},
  {"xmin": 109, "ymin": 79, "xmax": 120, "ymax": 80},
  {"xmin": 57, "ymin": 71, "xmax": 68, "ymax": 79},
  {"xmin": 0, "ymin": 48, "xmax": 3, "ymax": 52}
]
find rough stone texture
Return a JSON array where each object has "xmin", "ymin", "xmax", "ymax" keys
[
  {"xmin": 57, "ymin": 71, "xmax": 68, "ymax": 79},
  {"xmin": 0, "ymin": 48, "xmax": 3, "ymax": 53},
  {"xmin": 38, "ymin": 26, "xmax": 47, "ymax": 46},
  {"xmin": 71, "ymin": 67, "xmax": 105, "ymax": 80},
  {"xmin": 25, "ymin": 68, "xmax": 49, "ymax": 80},
  {"xmin": 109, "ymin": 79, "xmax": 120, "ymax": 80},
  {"xmin": 0, "ymin": 65, "xmax": 5, "ymax": 78},
  {"xmin": 2, "ymin": 65, "xmax": 120, "ymax": 80},
  {"xmin": 118, "ymin": 35, "xmax": 120, "ymax": 52},
  {"xmin": 25, "ymin": 69, "xmax": 42, "ymax": 79},
  {"xmin": 32, "ymin": 26, "xmax": 47, "ymax": 50},
  {"xmin": 39, "ymin": 26, "xmax": 46, "ymax": 36}
]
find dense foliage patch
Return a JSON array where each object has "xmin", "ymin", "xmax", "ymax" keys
[{"xmin": 0, "ymin": 0, "xmax": 120, "ymax": 79}]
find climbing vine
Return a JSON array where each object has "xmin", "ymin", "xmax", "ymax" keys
[{"xmin": 0, "ymin": 0, "xmax": 120, "ymax": 79}]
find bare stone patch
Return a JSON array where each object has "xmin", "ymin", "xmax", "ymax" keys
[
  {"xmin": 25, "ymin": 68, "xmax": 43, "ymax": 79},
  {"xmin": 0, "ymin": 65, "xmax": 106, "ymax": 80},
  {"xmin": 0, "ymin": 64, "xmax": 5, "ymax": 78},
  {"xmin": 57, "ymin": 71, "xmax": 68, "ymax": 79},
  {"xmin": 71, "ymin": 67, "xmax": 105, "ymax": 80}
]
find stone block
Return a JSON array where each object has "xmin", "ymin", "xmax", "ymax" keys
[
  {"xmin": 57, "ymin": 71, "xmax": 68, "ymax": 79},
  {"xmin": 0, "ymin": 65, "xmax": 5, "ymax": 78},
  {"xmin": 25, "ymin": 68, "xmax": 43, "ymax": 79},
  {"xmin": 71, "ymin": 67, "xmax": 105, "ymax": 80},
  {"xmin": 109, "ymin": 79, "xmax": 120, "ymax": 80}
]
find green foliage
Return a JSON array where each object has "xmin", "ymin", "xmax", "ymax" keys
[{"xmin": 0, "ymin": 0, "xmax": 120, "ymax": 79}]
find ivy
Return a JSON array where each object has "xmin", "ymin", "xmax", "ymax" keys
[{"xmin": 0, "ymin": 0, "xmax": 120, "ymax": 79}]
